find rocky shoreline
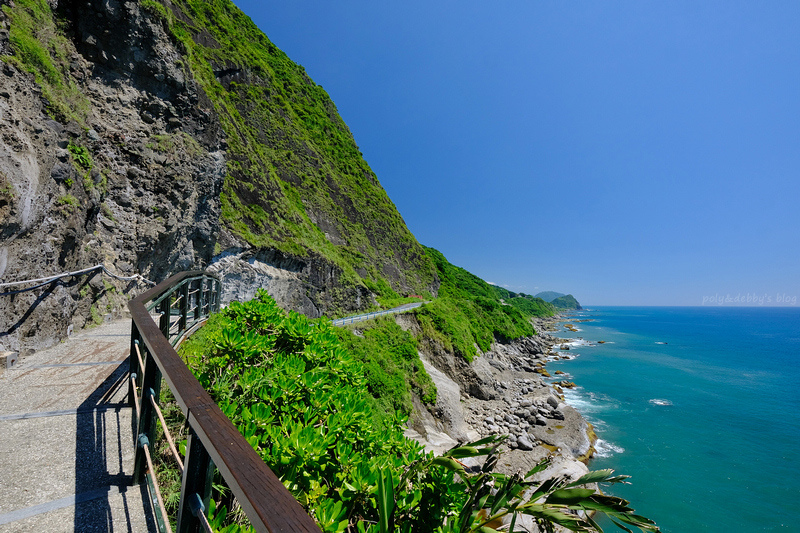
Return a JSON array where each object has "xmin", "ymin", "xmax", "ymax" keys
[{"xmin": 405, "ymin": 313, "xmax": 596, "ymax": 485}]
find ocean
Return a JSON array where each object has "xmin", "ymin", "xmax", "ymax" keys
[{"xmin": 545, "ymin": 306, "xmax": 800, "ymax": 533}]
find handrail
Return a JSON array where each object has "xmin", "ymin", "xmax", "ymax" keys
[{"xmin": 129, "ymin": 271, "xmax": 321, "ymax": 533}]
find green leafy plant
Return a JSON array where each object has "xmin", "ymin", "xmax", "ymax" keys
[
  {"xmin": 0, "ymin": 183, "xmax": 15, "ymax": 200},
  {"xmin": 56, "ymin": 194, "xmax": 79, "ymax": 213},
  {"xmin": 68, "ymin": 143, "xmax": 92, "ymax": 171},
  {"xmin": 365, "ymin": 436, "xmax": 659, "ymax": 533},
  {"xmin": 89, "ymin": 304, "xmax": 102, "ymax": 325}
]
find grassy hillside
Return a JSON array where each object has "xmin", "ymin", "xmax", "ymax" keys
[
  {"xmin": 158, "ymin": 0, "xmax": 437, "ymax": 297},
  {"xmin": 1, "ymin": 0, "xmax": 437, "ymax": 310},
  {"xmin": 551, "ymin": 294, "xmax": 582, "ymax": 310},
  {"xmin": 414, "ymin": 247, "xmax": 555, "ymax": 361},
  {"xmin": 534, "ymin": 291, "xmax": 566, "ymax": 302},
  {"xmin": 335, "ymin": 316, "xmax": 436, "ymax": 418}
]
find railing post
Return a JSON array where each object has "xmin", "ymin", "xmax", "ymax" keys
[
  {"xmin": 133, "ymin": 347, "xmax": 162, "ymax": 483},
  {"xmin": 129, "ymin": 322, "xmax": 142, "ymax": 406},
  {"xmin": 212, "ymin": 278, "xmax": 221, "ymax": 313},
  {"xmin": 202, "ymin": 278, "xmax": 210, "ymax": 315},
  {"xmin": 159, "ymin": 296, "xmax": 171, "ymax": 341},
  {"xmin": 192, "ymin": 279, "xmax": 201, "ymax": 322},
  {"xmin": 177, "ymin": 427, "xmax": 215, "ymax": 533},
  {"xmin": 180, "ymin": 282, "xmax": 189, "ymax": 333}
]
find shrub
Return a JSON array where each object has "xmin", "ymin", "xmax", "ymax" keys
[{"xmin": 68, "ymin": 143, "xmax": 92, "ymax": 171}]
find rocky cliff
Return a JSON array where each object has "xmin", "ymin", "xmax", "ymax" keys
[{"xmin": 0, "ymin": 0, "xmax": 438, "ymax": 353}]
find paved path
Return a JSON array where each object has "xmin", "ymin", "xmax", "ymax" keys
[
  {"xmin": 0, "ymin": 321, "xmax": 155, "ymax": 532},
  {"xmin": 331, "ymin": 301, "xmax": 425, "ymax": 326}
]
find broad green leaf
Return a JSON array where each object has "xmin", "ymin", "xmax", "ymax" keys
[
  {"xmin": 565, "ymin": 469, "xmax": 630, "ymax": 488},
  {"xmin": 377, "ymin": 469, "xmax": 395, "ymax": 533},
  {"xmin": 524, "ymin": 458, "xmax": 551, "ymax": 479},
  {"xmin": 447, "ymin": 446, "xmax": 486, "ymax": 459},
  {"xmin": 546, "ymin": 488, "xmax": 596, "ymax": 505}
]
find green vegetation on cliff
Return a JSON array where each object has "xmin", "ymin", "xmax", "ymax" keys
[
  {"xmin": 2, "ymin": 0, "xmax": 89, "ymax": 123},
  {"xmin": 551, "ymin": 294, "xmax": 582, "ymax": 310},
  {"xmin": 534, "ymin": 291, "xmax": 566, "ymax": 302},
  {"xmin": 335, "ymin": 316, "xmax": 436, "ymax": 417},
  {"xmin": 177, "ymin": 291, "xmax": 658, "ymax": 533},
  {"xmin": 151, "ymin": 0, "xmax": 437, "ymax": 299},
  {"xmin": 414, "ymin": 248, "xmax": 555, "ymax": 361}
]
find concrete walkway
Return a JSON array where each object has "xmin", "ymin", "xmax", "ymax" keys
[{"xmin": 0, "ymin": 321, "xmax": 155, "ymax": 532}]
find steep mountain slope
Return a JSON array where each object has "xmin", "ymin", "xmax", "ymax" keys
[
  {"xmin": 551, "ymin": 294, "xmax": 582, "ymax": 310},
  {"xmin": 0, "ymin": 0, "xmax": 437, "ymax": 351},
  {"xmin": 534, "ymin": 291, "xmax": 565, "ymax": 302}
]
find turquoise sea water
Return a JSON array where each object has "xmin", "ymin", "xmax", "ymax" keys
[{"xmin": 545, "ymin": 307, "xmax": 800, "ymax": 533}]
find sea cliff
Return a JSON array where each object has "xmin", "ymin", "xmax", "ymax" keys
[{"xmin": 403, "ymin": 314, "xmax": 596, "ymax": 485}]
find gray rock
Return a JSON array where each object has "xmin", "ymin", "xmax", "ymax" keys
[
  {"xmin": 50, "ymin": 163, "xmax": 72, "ymax": 183},
  {"xmin": 516, "ymin": 435, "xmax": 534, "ymax": 451}
]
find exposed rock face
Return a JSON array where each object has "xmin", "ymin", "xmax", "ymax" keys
[
  {"xmin": 405, "ymin": 315, "xmax": 595, "ymax": 479},
  {"xmin": 206, "ymin": 248, "xmax": 376, "ymax": 318},
  {"xmin": 0, "ymin": 0, "xmax": 431, "ymax": 353},
  {"xmin": 0, "ymin": 0, "xmax": 227, "ymax": 352},
  {"xmin": 403, "ymin": 315, "xmax": 595, "ymax": 532}
]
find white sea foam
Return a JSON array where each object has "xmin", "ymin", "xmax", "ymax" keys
[
  {"xmin": 554, "ymin": 338, "xmax": 593, "ymax": 349},
  {"xmin": 594, "ymin": 439, "xmax": 625, "ymax": 458},
  {"xmin": 648, "ymin": 398, "xmax": 672, "ymax": 406},
  {"xmin": 588, "ymin": 391, "xmax": 618, "ymax": 404},
  {"xmin": 549, "ymin": 352, "xmax": 578, "ymax": 361},
  {"xmin": 561, "ymin": 388, "xmax": 606, "ymax": 415}
]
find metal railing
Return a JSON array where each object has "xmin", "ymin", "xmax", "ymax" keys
[
  {"xmin": 129, "ymin": 271, "xmax": 321, "ymax": 533},
  {"xmin": 330, "ymin": 302, "xmax": 424, "ymax": 326}
]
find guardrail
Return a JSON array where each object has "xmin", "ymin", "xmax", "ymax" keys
[
  {"xmin": 128, "ymin": 271, "xmax": 321, "ymax": 533},
  {"xmin": 330, "ymin": 302, "xmax": 423, "ymax": 326}
]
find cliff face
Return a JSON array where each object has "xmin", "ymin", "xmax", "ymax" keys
[{"xmin": 0, "ymin": 0, "xmax": 438, "ymax": 352}]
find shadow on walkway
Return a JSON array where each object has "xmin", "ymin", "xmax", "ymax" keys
[{"xmin": 73, "ymin": 361, "xmax": 156, "ymax": 532}]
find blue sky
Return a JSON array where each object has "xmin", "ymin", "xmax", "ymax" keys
[{"xmin": 232, "ymin": 1, "xmax": 800, "ymax": 306}]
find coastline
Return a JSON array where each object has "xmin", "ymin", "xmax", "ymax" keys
[{"xmin": 405, "ymin": 312, "xmax": 597, "ymax": 484}]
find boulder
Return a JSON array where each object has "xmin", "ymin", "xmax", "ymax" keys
[{"xmin": 516, "ymin": 435, "xmax": 534, "ymax": 451}]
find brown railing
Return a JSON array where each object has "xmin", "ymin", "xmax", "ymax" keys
[{"xmin": 129, "ymin": 271, "xmax": 321, "ymax": 533}]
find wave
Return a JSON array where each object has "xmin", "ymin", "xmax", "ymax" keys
[
  {"xmin": 561, "ymin": 388, "xmax": 622, "ymax": 415},
  {"xmin": 549, "ymin": 352, "xmax": 579, "ymax": 361},
  {"xmin": 648, "ymin": 398, "xmax": 672, "ymax": 406},
  {"xmin": 594, "ymin": 439, "xmax": 625, "ymax": 458},
  {"xmin": 554, "ymin": 339, "xmax": 593, "ymax": 349}
]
